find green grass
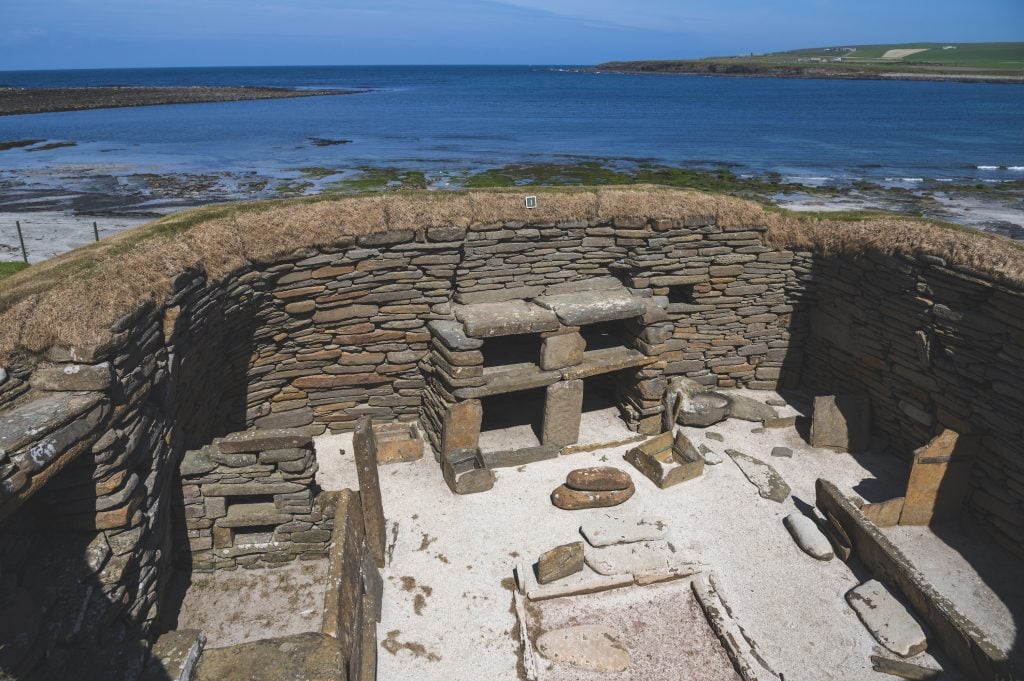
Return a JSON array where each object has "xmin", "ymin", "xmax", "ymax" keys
[
  {"xmin": 0, "ymin": 262, "xmax": 29, "ymax": 282},
  {"xmin": 462, "ymin": 162, "xmax": 630, "ymax": 188},
  {"xmin": 323, "ymin": 169, "xmax": 427, "ymax": 193},
  {"xmin": 456, "ymin": 162, "xmax": 810, "ymax": 196},
  {"xmin": 598, "ymin": 42, "xmax": 1024, "ymax": 77}
]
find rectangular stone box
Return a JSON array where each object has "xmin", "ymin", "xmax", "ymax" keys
[{"xmin": 372, "ymin": 422, "xmax": 424, "ymax": 464}]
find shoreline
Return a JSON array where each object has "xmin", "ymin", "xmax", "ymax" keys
[
  {"xmin": 0, "ymin": 86, "xmax": 368, "ymax": 116},
  {"xmin": 0, "ymin": 161, "xmax": 1021, "ymax": 264}
]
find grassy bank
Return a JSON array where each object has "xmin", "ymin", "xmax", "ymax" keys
[
  {"xmin": 0, "ymin": 262, "xmax": 29, "ymax": 282},
  {"xmin": 0, "ymin": 186, "xmax": 1022, "ymax": 363},
  {"xmin": 597, "ymin": 42, "xmax": 1024, "ymax": 82}
]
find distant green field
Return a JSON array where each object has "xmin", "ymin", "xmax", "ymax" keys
[
  {"xmin": 598, "ymin": 42, "xmax": 1024, "ymax": 80},
  {"xmin": 763, "ymin": 43, "xmax": 1024, "ymax": 70}
]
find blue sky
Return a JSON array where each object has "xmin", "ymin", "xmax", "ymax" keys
[{"xmin": 2, "ymin": 0, "xmax": 1022, "ymax": 70}]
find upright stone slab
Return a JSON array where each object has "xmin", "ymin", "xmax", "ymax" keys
[
  {"xmin": 543, "ymin": 380, "xmax": 583, "ymax": 447},
  {"xmin": 353, "ymin": 418, "xmax": 387, "ymax": 567},
  {"xmin": 899, "ymin": 429, "xmax": 973, "ymax": 526},
  {"xmin": 810, "ymin": 395, "xmax": 871, "ymax": 453},
  {"xmin": 442, "ymin": 399, "xmax": 482, "ymax": 456}
]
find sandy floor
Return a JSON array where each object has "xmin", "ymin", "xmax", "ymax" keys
[
  {"xmin": 174, "ymin": 558, "xmax": 329, "ymax": 648},
  {"xmin": 312, "ymin": 389, "xmax": 983, "ymax": 680},
  {"xmin": 531, "ymin": 580, "xmax": 740, "ymax": 681}
]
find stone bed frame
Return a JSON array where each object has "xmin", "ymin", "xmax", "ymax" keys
[{"xmin": 0, "ymin": 190, "xmax": 1022, "ymax": 679}]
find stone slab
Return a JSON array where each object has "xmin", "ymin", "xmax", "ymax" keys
[
  {"xmin": 0, "ymin": 392, "xmax": 103, "ymax": 456},
  {"xmin": 579, "ymin": 512, "xmax": 668, "ymax": 547},
  {"xmin": 783, "ymin": 513, "xmax": 834, "ymax": 561},
  {"xmin": 536, "ymin": 541, "xmax": 585, "ymax": 584},
  {"xmin": 540, "ymin": 332, "xmax": 585, "ymax": 370},
  {"xmin": 551, "ymin": 483, "xmax": 634, "ymax": 510},
  {"xmin": 810, "ymin": 394, "xmax": 871, "ymax": 453},
  {"xmin": 899, "ymin": 429, "xmax": 973, "ymax": 526},
  {"xmin": 726, "ymin": 393, "xmax": 779, "ymax": 422},
  {"xmin": 479, "ymin": 445, "xmax": 559, "ymax": 469},
  {"xmin": 196, "ymin": 632, "xmax": 343, "ymax": 681},
  {"xmin": 216, "ymin": 428, "xmax": 312, "ymax": 454},
  {"xmin": 454, "ymin": 363, "xmax": 561, "ymax": 399},
  {"xmin": 560, "ymin": 347, "xmax": 657, "ymax": 381},
  {"xmin": 726, "ymin": 449, "xmax": 791, "ymax": 503},
  {"xmin": 542, "ymin": 380, "xmax": 583, "ymax": 447},
  {"xmin": 353, "ymin": 418, "xmax": 387, "ymax": 567},
  {"xmin": 847, "ymin": 579, "xmax": 928, "ymax": 657},
  {"xmin": 536, "ymin": 625, "xmax": 630, "ymax": 673},
  {"xmin": 863, "ymin": 497, "xmax": 905, "ymax": 528},
  {"xmin": 30, "ymin": 362, "xmax": 112, "ymax": 392},
  {"xmin": 454, "ymin": 300, "xmax": 559, "ymax": 338},
  {"xmin": 427, "ymin": 319, "xmax": 484, "ymax": 351},
  {"xmin": 583, "ymin": 539, "xmax": 699, "ymax": 579},
  {"xmin": 143, "ymin": 629, "xmax": 205, "ymax": 681},
  {"xmin": 565, "ymin": 467, "xmax": 632, "ymax": 492},
  {"xmin": 533, "ymin": 289, "xmax": 644, "ymax": 326},
  {"xmin": 441, "ymin": 399, "xmax": 482, "ymax": 455}
]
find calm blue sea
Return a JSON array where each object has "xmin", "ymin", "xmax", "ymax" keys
[{"xmin": 1, "ymin": 65, "xmax": 1022, "ymax": 186}]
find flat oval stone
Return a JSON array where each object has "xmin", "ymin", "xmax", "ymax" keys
[
  {"xmin": 536, "ymin": 541, "xmax": 584, "ymax": 584},
  {"xmin": 551, "ymin": 482, "xmax": 634, "ymax": 510},
  {"xmin": 536, "ymin": 625, "xmax": 630, "ymax": 672},
  {"xmin": 783, "ymin": 513, "xmax": 834, "ymax": 561},
  {"xmin": 565, "ymin": 466, "xmax": 632, "ymax": 492}
]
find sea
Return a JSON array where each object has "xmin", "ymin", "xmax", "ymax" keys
[{"xmin": 1, "ymin": 64, "xmax": 1023, "ymax": 192}]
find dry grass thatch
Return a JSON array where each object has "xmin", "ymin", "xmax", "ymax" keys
[{"xmin": 0, "ymin": 186, "xmax": 1021, "ymax": 364}]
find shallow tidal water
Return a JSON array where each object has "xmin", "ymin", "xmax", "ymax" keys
[{"xmin": 1, "ymin": 65, "xmax": 1022, "ymax": 185}]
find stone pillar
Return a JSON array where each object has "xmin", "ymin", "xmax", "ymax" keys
[
  {"xmin": 540, "ymin": 330, "xmax": 585, "ymax": 370},
  {"xmin": 542, "ymin": 380, "xmax": 583, "ymax": 447}
]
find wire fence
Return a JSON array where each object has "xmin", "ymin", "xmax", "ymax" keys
[{"xmin": 5, "ymin": 219, "xmax": 102, "ymax": 264}]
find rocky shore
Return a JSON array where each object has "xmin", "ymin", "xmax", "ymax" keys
[{"xmin": 0, "ymin": 86, "xmax": 366, "ymax": 116}]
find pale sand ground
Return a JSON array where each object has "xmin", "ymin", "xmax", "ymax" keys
[
  {"xmin": 174, "ymin": 558, "xmax": 328, "ymax": 648},
  {"xmin": 0, "ymin": 210, "xmax": 151, "ymax": 262},
  {"xmin": 312, "ymin": 389, "xmax": 991, "ymax": 681}
]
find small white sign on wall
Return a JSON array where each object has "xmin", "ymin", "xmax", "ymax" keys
[{"xmin": 525, "ymin": 195, "xmax": 537, "ymax": 209}]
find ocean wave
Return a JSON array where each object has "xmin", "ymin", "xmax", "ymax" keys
[
  {"xmin": 884, "ymin": 177, "xmax": 924, "ymax": 183},
  {"xmin": 976, "ymin": 165, "xmax": 999, "ymax": 170},
  {"xmin": 1009, "ymin": 166, "xmax": 1024, "ymax": 171}
]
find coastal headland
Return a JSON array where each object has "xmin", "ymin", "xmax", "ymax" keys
[
  {"xmin": 597, "ymin": 42, "xmax": 1024, "ymax": 83},
  {"xmin": 0, "ymin": 85, "xmax": 366, "ymax": 116}
]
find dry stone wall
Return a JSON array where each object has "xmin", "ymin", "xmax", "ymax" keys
[
  {"xmin": 0, "ymin": 197, "xmax": 1021, "ymax": 678},
  {"xmin": 792, "ymin": 251, "xmax": 1024, "ymax": 559}
]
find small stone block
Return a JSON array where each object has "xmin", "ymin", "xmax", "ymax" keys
[
  {"xmin": 846, "ymin": 579, "xmax": 928, "ymax": 657},
  {"xmin": 536, "ymin": 541, "xmax": 585, "ymax": 584}
]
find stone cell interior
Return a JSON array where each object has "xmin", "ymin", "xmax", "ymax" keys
[{"xmin": 0, "ymin": 191, "xmax": 1021, "ymax": 680}]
